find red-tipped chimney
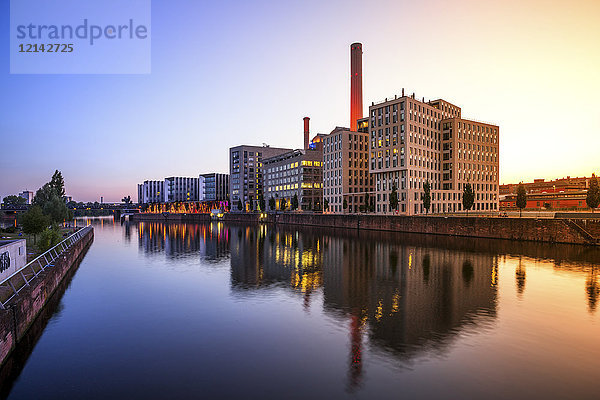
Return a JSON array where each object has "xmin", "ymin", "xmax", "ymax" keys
[
  {"xmin": 303, "ymin": 117, "xmax": 310, "ymax": 149},
  {"xmin": 350, "ymin": 43, "xmax": 363, "ymax": 131}
]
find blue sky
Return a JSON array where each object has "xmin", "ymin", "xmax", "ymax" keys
[{"xmin": 1, "ymin": 0, "xmax": 599, "ymax": 202}]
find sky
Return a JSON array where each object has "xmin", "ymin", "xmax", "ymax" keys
[{"xmin": 0, "ymin": 0, "xmax": 599, "ymax": 202}]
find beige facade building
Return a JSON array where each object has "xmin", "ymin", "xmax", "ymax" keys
[
  {"xmin": 368, "ymin": 93, "xmax": 499, "ymax": 215},
  {"xmin": 264, "ymin": 148, "xmax": 323, "ymax": 211},
  {"xmin": 323, "ymin": 127, "xmax": 374, "ymax": 213}
]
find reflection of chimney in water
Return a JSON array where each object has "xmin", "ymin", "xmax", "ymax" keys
[{"xmin": 348, "ymin": 313, "xmax": 363, "ymax": 391}]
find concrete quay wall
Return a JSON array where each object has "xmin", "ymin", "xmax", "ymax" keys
[
  {"xmin": 0, "ymin": 228, "xmax": 94, "ymax": 367},
  {"xmin": 131, "ymin": 212, "xmax": 600, "ymax": 246}
]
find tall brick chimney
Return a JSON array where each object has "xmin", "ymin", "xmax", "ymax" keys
[
  {"xmin": 350, "ymin": 43, "xmax": 363, "ymax": 131},
  {"xmin": 303, "ymin": 117, "xmax": 310, "ymax": 149}
]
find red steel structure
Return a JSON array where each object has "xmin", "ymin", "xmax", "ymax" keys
[{"xmin": 350, "ymin": 43, "xmax": 363, "ymax": 131}]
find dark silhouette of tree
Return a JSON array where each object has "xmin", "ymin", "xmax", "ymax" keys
[
  {"xmin": 122, "ymin": 196, "xmax": 132, "ymax": 205},
  {"xmin": 343, "ymin": 198, "xmax": 348, "ymax": 212},
  {"xmin": 49, "ymin": 170, "xmax": 65, "ymax": 197},
  {"xmin": 516, "ymin": 183, "xmax": 527, "ymax": 217},
  {"xmin": 364, "ymin": 193, "xmax": 370, "ymax": 213},
  {"xmin": 21, "ymin": 205, "xmax": 49, "ymax": 243},
  {"xmin": 259, "ymin": 195, "xmax": 266, "ymax": 212},
  {"xmin": 586, "ymin": 174, "xmax": 599, "ymax": 212},
  {"xmin": 280, "ymin": 198, "xmax": 287, "ymax": 211},
  {"xmin": 462, "ymin": 260, "xmax": 474, "ymax": 286},
  {"xmin": 237, "ymin": 199, "xmax": 243, "ymax": 211},
  {"xmin": 2, "ymin": 195, "xmax": 26, "ymax": 206},
  {"xmin": 291, "ymin": 194, "xmax": 299, "ymax": 211},
  {"xmin": 324, "ymin": 198, "xmax": 329, "ymax": 212},
  {"xmin": 389, "ymin": 184, "xmax": 398, "ymax": 213},
  {"xmin": 33, "ymin": 171, "xmax": 71, "ymax": 223},
  {"xmin": 421, "ymin": 180, "xmax": 431, "ymax": 214},
  {"xmin": 462, "ymin": 182, "xmax": 475, "ymax": 215},
  {"xmin": 516, "ymin": 261, "xmax": 526, "ymax": 297},
  {"xmin": 269, "ymin": 196, "xmax": 276, "ymax": 211},
  {"xmin": 586, "ymin": 269, "xmax": 599, "ymax": 313}
]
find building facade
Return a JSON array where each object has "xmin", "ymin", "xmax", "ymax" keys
[
  {"xmin": 500, "ymin": 176, "xmax": 593, "ymax": 196},
  {"xmin": 164, "ymin": 177, "xmax": 199, "ymax": 202},
  {"xmin": 500, "ymin": 190, "xmax": 590, "ymax": 210},
  {"xmin": 18, "ymin": 191, "xmax": 34, "ymax": 204},
  {"xmin": 200, "ymin": 173, "xmax": 229, "ymax": 202},
  {"xmin": 138, "ymin": 180, "xmax": 165, "ymax": 204},
  {"xmin": 264, "ymin": 149, "xmax": 323, "ymax": 211},
  {"xmin": 323, "ymin": 127, "xmax": 374, "ymax": 213},
  {"xmin": 229, "ymin": 145, "xmax": 291, "ymax": 211},
  {"xmin": 368, "ymin": 93, "xmax": 499, "ymax": 215}
]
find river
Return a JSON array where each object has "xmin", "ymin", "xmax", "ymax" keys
[{"xmin": 2, "ymin": 217, "xmax": 599, "ymax": 399}]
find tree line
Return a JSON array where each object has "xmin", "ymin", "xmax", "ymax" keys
[{"xmin": 20, "ymin": 170, "xmax": 73, "ymax": 251}]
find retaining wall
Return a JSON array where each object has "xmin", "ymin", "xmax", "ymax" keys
[
  {"xmin": 0, "ymin": 228, "xmax": 94, "ymax": 367},
  {"xmin": 130, "ymin": 213, "xmax": 600, "ymax": 245}
]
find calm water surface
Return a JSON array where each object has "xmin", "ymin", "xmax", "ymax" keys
[{"xmin": 2, "ymin": 217, "xmax": 600, "ymax": 399}]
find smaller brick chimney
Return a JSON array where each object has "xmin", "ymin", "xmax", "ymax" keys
[{"xmin": 303, "ymin": 117, "xmax": 310, "ymax": 149}]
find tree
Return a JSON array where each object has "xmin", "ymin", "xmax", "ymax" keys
[
  {"xmin": 586, "ymin": 174, "xmax": 599, "ymax": 212},
  {"xmin": 343, "ymin": 198, "xmax": 348, "ymax": 212},
  {"xmin": 237, "ymin": 199, "xmax": 243, "ymax": 211},
  {"xmin": 122, "ymin": 196, "xmax": 132, "ymax": 205},
  {"xmin": 33, "ymin": 171, "xmax": 70, "ymax": 223},
  {"xmin": 44, "ymin": 195, "xmax": 70, "ymax": 223},
  {"xmin": 49, "ymin": 170, "xmax": 66, "ymax": 197},
  {"xmin": 248, "ymin": 196, "xmax": 254, "ymax": 212},
  {"xmin": 364, "ymin": 193, "xmax": 370, "ymax": 213},
  {"xmin": 269, "ymin": 196, "xmax": 276, "ymax": 211},
  {"xmin": 516, "ymin": 183, "xmax": 527, "ymax": 217},
  {"xmin": 280, "ymin": 198, "xmax": 287, "ymax": 211},
  {"xmin": 421, "ymin": 180, "xmax": 431, "ymax": 214},
  {"xmin": 324, "ymin": 199, "xmax": 329, "ymax": 212},
  {"xmin": 291, "ymin": 194, "xmax": 299, "ymax": 211},
  {"xmin": 462, "ymin": 182, "xmax": 475, "ymax": 215},
  {"xmin": 2, "ymin": 195, "xmax": 26, "ymax": 206},
  {"xmin": 21, "ymin": 205, "xmax": 49, "ymax": 243},
  {"xmin": 39, "ymin": 225, "xmax": 62, "ymax": 252},
  {"xmin": 259, "ymin": 195, "xmax": 266, "ymax": 212},
  {"xmin": 389, "ymin": 184, "xmax": 399, "ymax": 213}
]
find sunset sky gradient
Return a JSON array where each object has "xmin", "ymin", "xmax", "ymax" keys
[{"xmin": 0, "ymin": 0, "xmax": 598, "ymax": 202}]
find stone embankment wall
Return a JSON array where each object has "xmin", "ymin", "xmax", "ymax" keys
[
  {"xmin": 131, "ymin": 213, "xmax": 600, "ymax": 245},
  {"xmin": 0, "ymin": 228, "xmax": 94, "ymax": 367}
]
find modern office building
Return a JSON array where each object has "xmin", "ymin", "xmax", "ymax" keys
[
  {"xmin": 200, "ymin": 173, "xmax": 229, "ymax": 201},
  {"xmin": 164, "ymin": 177, "xmax": 199, "ymax": 202},
  {"xmin": 138, "ymin": 180, "xmax": 165, "ymax": 204},
  {"xmin": 323, "ymin": 127, "xmax": 374, "ymax": 213},
  {"xmin": 18, "ymin": 190, "xmax": 34, "ymax": 204},
  {"xmin": 264, "ymin": 148, "xmax": 323, "ymax": 211},
  {"xmin": 229, "ymin": 145, "xmax": 291, "ymax": 211},
  {"xmin": 368, "ymin": 91, "xmax": 499, "ymax": 215}
]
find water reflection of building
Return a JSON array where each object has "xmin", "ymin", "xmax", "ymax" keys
[
  {"xmin": 229, "ymin": 225, "xmax": 324, "ymax": 304},
  {"xmin": 228, "ymin": 225, "xmax": 499, "ymax": 389},
  {"xmin": 321, "ymin": 233, "xmax": 498, "ymax": 390},
  {"xmin": 136, "ymin": 222, "xmax": 229, "ymax": 262}
]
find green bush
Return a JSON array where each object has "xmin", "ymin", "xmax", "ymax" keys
[{"xmin": 38, "ymin": 225, "xmax": 63, "ymax": 252}]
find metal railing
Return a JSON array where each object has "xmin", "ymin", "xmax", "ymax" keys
[{"xmin": 0, "ymin": 225, "xmax": 93, "ymax": 309}]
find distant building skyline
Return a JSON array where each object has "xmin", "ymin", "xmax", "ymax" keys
[{"xmin": 1, "ymin": 0, "xmax": 598, "ymax": 201}]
